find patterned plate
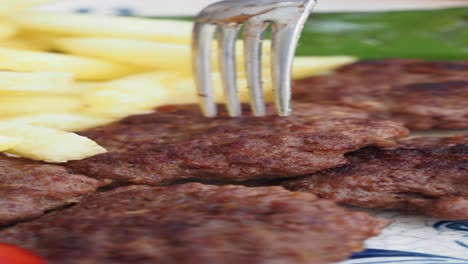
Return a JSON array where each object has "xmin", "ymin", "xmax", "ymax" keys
[{"xmin": 345, "ymin": 211, "xmax": 467, "ymax": 264}]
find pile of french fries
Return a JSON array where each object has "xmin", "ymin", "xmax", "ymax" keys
[{"xmin": 0, "ymin": 0, "xmax": 356, "ymax": 163}]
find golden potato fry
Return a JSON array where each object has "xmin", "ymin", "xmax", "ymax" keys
[
  {"xmin": 2, "ymin": 113, "xmax": 114, "ymax": 132},
  {"xmin": 72, "ymin": 81, "xmax": 102, "ymax": 95},
  {"xmin": 0, "ymin": 71, "xmax": 76, "ymax": 94},
  {"xmin": 163, "ymin": 78, "xmax": 199, "ymax": 105},
  {"xmin": 54, "ymin": 38, "xmax": 271, "ymax": 73},
  {"xmin": 104, "ymin": 71, "xmax": 211, "ymax": 105},
  {"xmin": 0, "ymin": 0, "xmax": 55, "ymax": 16},
  {"xmin": 9, "ymin": 12, "xmax": 193, "ymax": 43},
  {"xmin": 115, "ymin": 71, "xmax": 182, "ymax": 84},
  {"xmin": 0, "ymin": 38, "xmax": 45, "ymax": 51},
  {"xmin": 0, "ymin": 95, "xmax": 81, "ymax": 116},
  {"xmin": 82, "ymin": 75, "xmax": 170, "ymax": 117},
  {"xmin": 55, "ymin": 38, "xmax": 192, "ymax": 72},
  {"xmin": 0, "ymin": 22, "xmax": 17, "ymax": 40},
  {"xmin": 0, "ymin": 123, "xmax": 106, "ymax": 163},
  {"xmin": 9, "ymin": 30, "xmax": 60, "ymax": 51},
  {"xmin": 0, "ymin": 135, "xmax": 22, "ymax": 152},
  {"xmin": 0, "ymin": 47, "xmax": 137, "ymax": 81},
  {"xmin": 291, "ymin": 56, "xmax": 357, "ymax": 79}
]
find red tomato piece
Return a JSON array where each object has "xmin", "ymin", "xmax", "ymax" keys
[{"xmin": 0, "ymin": 243, "xmax": 46, "ymax": 264}]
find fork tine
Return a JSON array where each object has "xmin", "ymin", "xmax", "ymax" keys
[
  {"xmin": 218, "ymin": 25, "xmax": 242, "ymax": 117},
  {"xmin": 192, "ymin": 22, "xmax": 217, "ymax": 117},
  {"xmin": 243, "ymin": 20, "xmax": 268, "ymax": 117},
  {"xmin": 270, "ymin": 22, "xmax": 302, "ymax": 117}
]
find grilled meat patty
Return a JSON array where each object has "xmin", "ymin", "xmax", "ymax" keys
[
  {"xmin": 67, "ymin": 103, "xmax": 408, "ymax": 185},
  {"xmin": 283, "ymin": 135, "xmax": 468, "ymax": 220},
  {"xmin": 293, "ymin": 59, "xmax": 468, "ymax": 130},
  {"xmin": 0, "ymin": 183, "xmax": 388, "ymax": 264},
  {"xmin": 0, "ymin": 154, "xmax": 100, "ymax": 226}
]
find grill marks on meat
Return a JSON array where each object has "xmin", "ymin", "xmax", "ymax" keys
[
  {"xmin": 67, "ymin": 104, "xmax": 408, "ymax": 185},
  {"xmin": 283, "ymin": 135, "xmax": 468, "ymax": 220},
  {"xmin": 0, "ymin": 155, "xmax": 100, "ymax": 226},
  {"xmin": 0, "ymin": 183, "xmax": 388, "ymax": 264},
  {"xmin": 293, "ymin": 59, "xmax": 468, "ymax": 130}
]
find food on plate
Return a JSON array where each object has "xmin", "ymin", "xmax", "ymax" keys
[
  {"xmin": 0, "ymin": 95, "xmax": 81, "ymax": 116},
  {"xmin": 290, "ymin": 56, "xmax": 356, "ymax": 79},
  {"xmin": 0, "ymin": 47, "xmax": 137, "ymax": 81},
  {"xmin": 82, "ymin": 73, "xmax": 170, "ymax": 117},
  {"xmin": 283, "ymin": 135, "xmax": 468, "ymax": 220},
  {"xmin": 0, "ymin": 22, "xmax": 17, "ymax": 40},
  {"xmin": 0, "ymin": 183, "xmax": 388, "ymax": 264},
  {"xmin": 0, "ymin": 5, "xmax": 356, "ymax": 162},
  {"xmin": 0, "ymin": 135, "xmax": 22, "ymax": 152},
  {"xmin": 384, "ymin": 81, "xmax": 468, "ymax": 130},
  {"xmin": 0, "ymin": 154, "xmax": 101, "ymax": 226},
  {"xmin": 67, "ymin": 103, "xmax": 408, "ymax": 185},
  {"xmin": 0, "ymin": 29, "xmax": 60, "ymax": 51},
  {"xmin": 3, "ymin": 113, "xmax": 113, "ymax": 132},
  {"xmin": 293, "ymin": 59, "xmax": 468, "ymax": 130},
  {"xmin": 0, "ymin": 7, "xmax": 356, "ymax": 144},
  {"xmin": 7, "ymin": 12, "xmax": 194, "ymax": 44},
  {"xmin": 0, "ymin": 243, "xmax": 46, "ymax": 264},
  {"xmin": 0, "ymin": 123, "xmax": 106, "ymax": 163},
  {"xmin": 0, "ymin": 38, "xmax": 43, "ymax": 51},
  {"xmin": 0, "ymin": 71, "xmax": 75, "ymax": 94}
]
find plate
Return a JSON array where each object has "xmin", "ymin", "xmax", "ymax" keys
[
  {"xmin": 28, "ymin": 2, "xmax": 468, "ymax": 263},
  {"xmin": 345, "ymin": 211, "xmax": 467, "ymax": 264}
]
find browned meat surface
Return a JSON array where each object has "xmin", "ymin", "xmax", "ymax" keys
[
  {"xmin": 0, "ymin": 183, "xmax": 388, "ymax": 264},
  {"xmin": 283, "ymin": 135, "xmax": 468, "ymax": 220},
  {"xmin": 293, "ymin": 59, "xmax": 468, "ymax": 130},
  {"xmin": 0, "ymin": 154, "xmax": 100, "ymax": 226},
  {"xmin": 67, "ymin": 103, "xmax": 408, "ymax": 185}
]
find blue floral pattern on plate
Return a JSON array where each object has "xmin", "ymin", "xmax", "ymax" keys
[
  {"xmin": 349, "ymin": 249, "xmax": 468, "ymax": 264},
  {"xmin": 341, "ymin": 212, "xmax": 468, "ymax": 264}
]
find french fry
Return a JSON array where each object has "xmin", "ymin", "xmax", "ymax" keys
[
  {"xmin": 114, "ymin": 71, "xmax": 182, "ymax": 84},
  {"xmin": 72, "ymin": 81, "xmax": 102, "ymax": 95},
  {"xmin": 291, "ymin": 56, "xmax": 357, "ymax": 79},
  {"xmin": 0, "ymin": 47, "xmax": 138, "ymax": 81},
  {"xmin": 55, "ymin": 38, "xmax": 196, "ymax": 72},
  {"xmin": 0, "ymin": 95, "xmax": 81, "ymax": 116},
  {"xmin": 0, "ymin": 123, "xmax": 106, "ymax": 162},
  {"xmin": 0, "ymin": 71, "xmax": 76, "ymax": 94},
  {"xmin": 0, "ymin": 135, "xmax": 22, "ymax": 152},
  {"xmin": 0, "ymin": 22, "xmax": 17, "ymax": 40},
  {"xmin": 54, "ymin": 38, "xmax": 272, "ymax": 73},
  {"xmin": 2, "ymin": 113, "xmax": 114, "ymax": 132},
  {"xmin": 82, "ymin": 74, "xmax": 170, "ymax": 117},
  {"xmin": 10, "ymin": 30, "xmax": 61, "ymax": 51},
  {"xmin": 8, "ymin": 12, "xmax": 193, "ymax": 44},
  {"xmin": 0, "ymin": 0, "xmax": 55, "ymax": 16},
  {"xmin": 163, "ymin": 78, "xmax": 199, "ymax": 104},
  {"xmin": 0, "ymin": 38, "xmax": 45, "ymax": 51}
]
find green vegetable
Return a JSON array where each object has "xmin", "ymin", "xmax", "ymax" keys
[{"xmin": 297, "ymin": 8, "xmax": 468, "ymax": 60}]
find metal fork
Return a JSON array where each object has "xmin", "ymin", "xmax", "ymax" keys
[{"xmin": 192, "ymin": 0, "xmax": 316, "ymax": 117}]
